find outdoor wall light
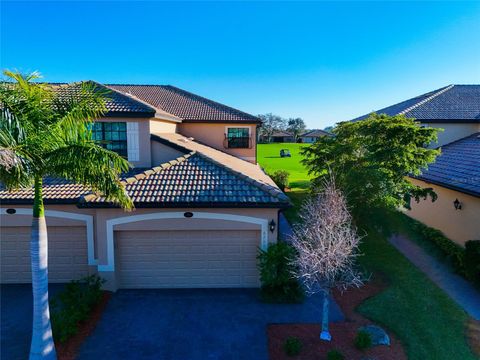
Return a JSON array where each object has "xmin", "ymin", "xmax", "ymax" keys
[
  {"xmin": 269, "ymin": 219, "xmax": 276, "ymax": 233},
  {"xmin": 183, "ymin": 212, "xmax": 193, "ymax": 218},
  {"xmin": 453, "ymin": 199, "xmax": 462, "ymax": 210},
  {"xmin": 6, "ymin": 208, "xmax": 16, "ymax": 215}
]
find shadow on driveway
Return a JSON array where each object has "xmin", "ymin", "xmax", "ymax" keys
[{"xmin": 79, "ymin": 289, "xmax": 344, "ymax": 360}]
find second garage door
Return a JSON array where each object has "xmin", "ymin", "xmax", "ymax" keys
[{"xmin": 116, "ymin": 230, "xmax": 260, "ymax": 288}]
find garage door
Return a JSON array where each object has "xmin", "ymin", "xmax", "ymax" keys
[
  {"xmin": 117, "ymin": 230, "xmax": 261, "ymax": 288},
  {"xmin": 1, "ymin": 226, "xmax": 90, "ymax": 283}
]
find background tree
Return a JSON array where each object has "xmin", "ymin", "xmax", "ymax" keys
[
  {"xmin": 290, "ymin": 177, "xmax": 364, "ymax": 341},
  {"xmin": 258, "ymin": 113, "xmax": 287, "ymax": 142},
  {"xmin": 302, "ymin": 113, "xmax": 440, "ymax": 216},
  {"xmin": 0, "ymin": 71, "xmax": 133, "ymax": 360},
  {"xmin": 287, "ymin": 117, "xmax": 306, "ymax": 142}
]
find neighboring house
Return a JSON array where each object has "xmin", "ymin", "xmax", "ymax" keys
[
  {"xmin": 0, "ymin": 81, "xmax": 290, "ymax": 291},
  {"xmin": 353, "ymin": 85, "xmax": 480, "ymax": 245},
  {"xmin": 269, "ymin": 130, "xmax": 295, "ymax": 143},
  {"xmin": 299, "ymin": 129, "xmax": 332, "ymax": 143}
]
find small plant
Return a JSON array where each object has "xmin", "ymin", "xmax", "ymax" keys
[
  {"xmin": 283, "ymin": 337, "xmax": 302, "ymax": 357},
  {"xmin": 269, "ymin": 170, "xmax": 290, "ymax": 191},
  {"xmin": 465, "ymin": 240, "xmax": 480, "ymax": 286},
  {"xmin": 327, "ymin": 349, "xmax": 345, "ymax": 360},
  {"xmin": 354, "ymin": 330, "xmax": 372, "ymax": 350},
  {"xmin": 51, "ymin": 275, "xmax": 105, "ymax": 343},
  {"xmin": 257, "ymin": 242, "xmax": 304, "ymax": 303}
]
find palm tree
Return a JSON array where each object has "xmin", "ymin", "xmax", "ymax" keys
[{"xmin": 0, "ymin": 71, "xmax": 133, "ymax": 360}]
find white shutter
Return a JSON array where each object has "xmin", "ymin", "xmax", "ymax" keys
[{"xmin": 127, "ymin": 122, "xmax": 140, "ymax": 162}]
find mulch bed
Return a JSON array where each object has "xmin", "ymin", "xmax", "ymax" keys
[
  {"xmin": 55, "ymin": 291, "xmax": 111, "ymax": 360},
  {"xmin": 268, "ymin": 279, "xmax": 407, "ymax": 360}
]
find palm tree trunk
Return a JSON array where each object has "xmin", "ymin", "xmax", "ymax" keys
[
  {"xmin": 320, "ymin": 289, "xmax": 332, "ymax": 341},
  {"xmin": 29, "ymin": 176, "xmax": 57, "ymax": 360}
]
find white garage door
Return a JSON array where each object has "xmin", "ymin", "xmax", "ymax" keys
[
  {"xmin": 116, "ymin": 230, "xmax": 261, "ymax": 288},
  {"xmin": 1, "ymin": 226, "xmax": 90, "ymax": 283}
]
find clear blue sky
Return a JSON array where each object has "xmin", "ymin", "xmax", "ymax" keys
[{"xmin": 2, "ymin": 1, "xmax": 480, "ymax": 128}]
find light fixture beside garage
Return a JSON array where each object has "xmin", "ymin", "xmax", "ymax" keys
[
  {"xmin": 6, "ymin": 208, "xmax": 16, "ymax": 214},
  {"xmin": 269, "ymin": 219, "xmax": 276, "ymax": 233},
  {"xmin": 453, "ymin": 199, "xmax": 462, "ymax": 210},
  {"xmin": 184, "ymin": 212, "xmax": 194, "ymax": 218}
]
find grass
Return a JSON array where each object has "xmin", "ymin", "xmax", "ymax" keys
[
  {"xmin": 358, "ymin": 210, "xmax": 476, "ymax": 360},
  {"xmin": 257, "ymin": 143, "xmax": 311, "ymax": 190},
  {"xmin": 258, "ymin": 145, "xmax": 477, "ymax": 359}
]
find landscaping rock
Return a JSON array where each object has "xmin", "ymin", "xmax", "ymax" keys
[{"xmin": 358, "ymin": 325, "xmax": 390, "ymax": 346}]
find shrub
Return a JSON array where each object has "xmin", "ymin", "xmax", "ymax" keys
[
  {"xmin": 51, "ymin": 275, "xmax": 105, "ymax": 343},
  {"xmin": 269, "ymin": 170, "xmax": 290, "ymax": 191},
  {"xmin": 327, "ymin": 349, "xmax": 345, "ymax": 360},
  {"xmin": 465, "ymin": 240, "xmax": 480, "ymax": 286},
  {"xmin": 283, "ymin": 337, "xmax": 302, "ymax": 357},
  {"xmin": 411, "ymin": 220, "xmax": 466, "ymax": 275},
  {"xmin": 257, "ymin": 242, "xmax": 304, "ymax": 303},
  {"xmin": 354, "ymin": 330, "xmax": 372, "ymax": 350}
]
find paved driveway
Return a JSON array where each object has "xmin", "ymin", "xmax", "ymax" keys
[
  {"xmin": 79, "ymin": 289, "xmax": 343, "ymax": 360},
  {"xmin": 1, "ymin": 284, "xmax": 65, "ymax": 360},
  {"xmin": 2, "ymin": 286, "xmax": 343, "ymax": 360}
]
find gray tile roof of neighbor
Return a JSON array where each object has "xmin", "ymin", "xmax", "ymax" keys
[
  {"xmin": 353, "ymin": 85, "xmax": 480, "ymax": 123},
  {"xmin": 106, "ymin": 84, "xmax": 261, "ymax": 123},
  {"xmin": 414, "ymin": 133, "xmax": 480, "ymax": 197},
  {"xmin": 301, "ymin": 129, "xmax": 332, "ymax": 137}
]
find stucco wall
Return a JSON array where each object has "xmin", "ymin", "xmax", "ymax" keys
[
  {"xmin": 151, "ymin": 140, "xmax": 185, "ymax": 166},
  {"xmin": 424, "ymin": 123, "xmax": 480, "ymax": 147},
  {"xmin": 150, "ymin": 119, "xmax": 178, "ymax": 133},
  {"xmin": 405, "ymin": 178, "xmax": 480, "ymax": 245},
  {"xmin": 178, "ymin": 123, "xmax": 257, "ymax": 163}
]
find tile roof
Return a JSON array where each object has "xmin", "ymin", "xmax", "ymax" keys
[
  {"xmin": 106, "ymin": 84, "xmax": 260, "ymax": 123},
  {"xmin": 271, "ymin": 130, "xmax": 294, "ymax": 137},
  {"xmin": 52, "ymin": 82, "xmax": 156, "ymax": 118},
  {"xmin": 82, "ymin": 152, "xmax": 289, "ymax": 207},
  {"xmin": 0, "ymin": 148, "xmax": 289, "ymax": 208},
  {"xmin": 301, "ymin": 129, "xmax": 332, "ymax": 137},
  {"xmin": 352, "ymin": 85, "xmax": 480, "ymax": 123},
  {"xmin": 414, "ymin": 133, "xmax": 480, "ymax": 197}
]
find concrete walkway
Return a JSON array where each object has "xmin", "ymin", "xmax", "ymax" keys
[{"xmin": 389, "ymin": 234, "xmax": 480, "ymax": 320}]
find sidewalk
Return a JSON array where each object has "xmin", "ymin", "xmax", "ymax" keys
[{"xmin": 389, "ymin": 233, "xmax": 480, "ymax": 320}]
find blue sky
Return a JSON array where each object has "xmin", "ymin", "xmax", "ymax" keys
[{"xmin": 1, "ymin": 1, "xmax": 480, "ymax": 128}]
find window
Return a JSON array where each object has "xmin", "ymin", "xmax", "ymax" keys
[
  {"xmin": 91, "ymin": 122, "xmax": 128, "ymax": 157},
  {"xmin": 226, "ymin": 127, "xmax": 250, "ymax": 149}
]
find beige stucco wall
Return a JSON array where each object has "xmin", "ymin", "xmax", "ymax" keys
[
  {"xmin": 150, "ymin": 119, "xmax": 178, "ymax": 133},
  {"xmin": 96, "ymin": 117, "xmax": 152, "ymax": 168},
  {"xmin": 423, "ymin": 123, "xmax": 479, "ymax": 147},
  {"xmin": 405, "ymin": 178, "xmax": 480, "ymax": 245},
  {"xmin": 178, "ymin": 123, "xmax": 257, "ymax": 163},
  {"xmin": 151, "ymin": 140, "xmax": 185, "ymax": 166}
]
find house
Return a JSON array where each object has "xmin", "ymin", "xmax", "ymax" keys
[
  {"xmin": 299, "ymin": 129, "xmax": 332, "ymax": 143},
  {"xmin": 0, "ymin": 82, "xmax": 290, "ymax": 291},
  {"xmin": 269, "ymin": 130, "xmax": 295, "ymax": 143},
  {"xmin": 353, "ymin": 85, "xmax": 480, "ymax": 245}
]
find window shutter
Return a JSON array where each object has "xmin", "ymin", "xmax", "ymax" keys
[{"xmin": 127, "ymin": 122, "xmax": 139, "ymax": 162}]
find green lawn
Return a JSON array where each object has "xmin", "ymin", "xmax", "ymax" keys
[
  {"xmin": 258, "ymin": 145, "xmax": 477, "ymax": 359},
  {"xmin": 257, "ymin": 143, "xmax": 311, "ymax": 190}
]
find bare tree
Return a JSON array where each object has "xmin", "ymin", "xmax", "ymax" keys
[{"xmin": 290, "ymin": 177, "xmax": 364, "ymax": 341}]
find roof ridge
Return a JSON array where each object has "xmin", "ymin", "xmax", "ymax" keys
[
  {"xmin": 121, "ymin": 151, "xmax": 196, "ymax": 185},
  {"xmin": 398, "ymin": 84, "xmax": 454, "ymax": 116},
  {"xmin": 162, "ymin": 85, "xmax": 259, "ymax": 121},
  {"xmin": 192, "ymin": 151, "xmax": 289, "ymax": 203}
]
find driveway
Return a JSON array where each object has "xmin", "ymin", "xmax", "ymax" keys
[
  {"xmin": 1, "ymin": 284, "xmax": 65, "ymax": 360},
  {"xmin": 79, "ymin": 289, "xmax": 343, "ymax": 360},
  {"xmin": 2, "ymin": 286, "xmax": 343, "ymax": 360}
]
